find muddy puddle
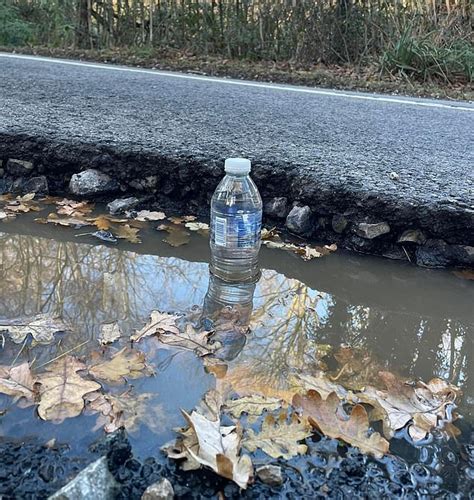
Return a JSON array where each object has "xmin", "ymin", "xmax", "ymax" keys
[{"xmin": 0, "ymin": 212, "xmax": 473, "ymax": 498}]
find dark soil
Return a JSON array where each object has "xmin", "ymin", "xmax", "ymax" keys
[{"xmin": 3, "ymin": 47, "xmax": 473, "ymax": 102}]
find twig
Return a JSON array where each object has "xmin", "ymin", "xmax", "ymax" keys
[
  {"xmin": 33, "ymin": 339, "xmax": 90, "ymax": 370},
  {"xmin": 10, "ymin": 337, "xmax": 28, "ymax": 367}
]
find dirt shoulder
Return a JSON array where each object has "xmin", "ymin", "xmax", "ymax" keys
[{"xmin": 3, "ymin": 46, "xmax": 473, "ymax": 101}]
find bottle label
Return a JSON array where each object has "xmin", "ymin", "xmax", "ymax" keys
[{"xmin": 213, "ymin": 212, "xmax": 261, "ymax": 248}]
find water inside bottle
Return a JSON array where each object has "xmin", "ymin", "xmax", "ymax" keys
[{"xmin": 210, "ymin": 172, "xmax": 262, "ymax": 282}]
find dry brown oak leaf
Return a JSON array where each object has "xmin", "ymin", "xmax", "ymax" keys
[
  {"xmin": 36, "ymin": 356, "xmax": 101, "ymax": 422},
  {"xmin": 293, "ymin": 390, "xmax": 390, "ymax": 458},
  {"xmin": 0, "ymin": 362, "xmax": 37, "ymax": 407}
]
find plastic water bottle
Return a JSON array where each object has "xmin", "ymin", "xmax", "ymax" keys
[{"xmin": 210, "ymin": 158, "xmax": 262, "ymax": 283}]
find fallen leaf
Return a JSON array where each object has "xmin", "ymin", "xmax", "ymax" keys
[
  {"xmin": 453, "ymin": 269, "xmax": 474, "ymax": 280},
  {"xmin": 203, "ymin": 357, "xmax": 228, "ymax": 378},
  {"xmin": 135, "ymin": 210, "xmax": 166, "ymax": 221},
  {"xmin": 17, "ymin": 193, "xmax": 35, "ymax": 202},
  {"xmin": 56, "ymin": 199, "xmax": 95, "ymax": 217},
  {"xmin": 87, "ymin": 390, "xmax": 164, "ymax": 434},
  {"xmin": 357, "ymin": 371, "xmax": 460, "ymax": 441},
  {"xmin": 157, "ymin": 324, "xmax": 217, "ymax": 357},
  {"xmin": 182, "ymin": 409, "xmax": 253, "ymax": 489},
  {"xmin": 98, "ymin": 322, "xmax": 121, "ymax": 345},
  {"xmin": 243, "ymin": 412, "xmax": 312, "ymax": 459},
  {"xmin": 131, "ymin": 311, "xmax": 181, "ymax": 342},
  {"xmin": 168, "ymin": 215, "xmax": 197, "ymax": 224},
  {"xmin": 196, "ymin": 389, "xmax": 225, "ymax": 421},
  {"xmin": 0, "ymin": 363, "xmax": 37, "ymax": 407},
  {"xmin": 261, "ymin": 227, "xmax": 279, "ymax": 240},
  {"xmin": 36, "ymin": 356, "xmax": 101, "ymax": 422},
  {"xmin": 0, "ymin": 314, "xmax": 70, "ymax": 345},
  {"xmin": 36, "ymin": 213, "xmax": 93, "ymax": 228},
  {"xmin": 0, "ymin": 211, "xmax": 8, "ymax": 220},
  {"xmin": 91, "ymin": 215, "xmax": 112, "ymax": 231},
  {"xmin": 293, "ymin": 390, "xmax": 389, "ymax": 458},
  {"xmin": 89, "ymin": 347, "xmax": 153, "ymax": 384},
  {"xmin": 289, "ymin": 372, "xmax": 357, "ymax": 402},
  {"xmin": 185, "ymin": 222, "xmax": 209, "ymax": 232},
  {"xmin": 224, "ymin": 395, "xmax": 282, "ymax": 421},
  {"xmin": 293, "ymin": 246, "xmax": 323, "ymax": 260},
  {"xmin": 113, "ymin": 224, "xmax": 141, "ymax": 243},
  {"xmin": 157, "ymin": 224, "xmax": 191, "ymax": 247}
]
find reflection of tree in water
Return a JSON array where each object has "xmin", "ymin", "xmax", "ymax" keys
[
  {"xmin": 0, "ymin": 233, "xmax": 209, "ymax": 365},
  {"xmin": 0, "ymin": 233, "xmax": 471, "ymax": 398},
  {"xmin": 232, "ymin": 269, "xmax": 472, "ymax": 397}
]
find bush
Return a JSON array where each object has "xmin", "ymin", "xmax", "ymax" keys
[
  {"xmin": 0, "ymin": 2, "xmax": 33, "ymax": 46},
  {"xmin": 381, "ymin": 30, "xmax": 474, "ymax": 83}
]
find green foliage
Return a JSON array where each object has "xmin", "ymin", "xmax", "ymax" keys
[
  {"xmin": 1, "ymin": 0, "xmax": 472, "ymax": 83},
  {"xmin": 382, "ymin": 30, "xmax": 474, "ymax": 83},
  {"xmin": 0, "ymin": 2, "xmax": 33, "ymax": 46}
]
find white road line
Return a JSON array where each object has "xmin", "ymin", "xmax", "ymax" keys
[{"xmin": 1, "ymin": 52, "xmax": 473, "ymax": 112}]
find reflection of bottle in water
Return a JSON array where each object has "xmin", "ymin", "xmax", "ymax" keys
[
  {"xmin": 210, "ymin": 158, "xmax": 262, "ymax": 283},
  {"xmin": 201, "ymin": 273, "xmax": 257, "ymax": 361}
]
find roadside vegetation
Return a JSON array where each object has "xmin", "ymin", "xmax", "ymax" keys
[{"xmin": 1, "ymin": 0, "xmax": 472, "ymax": 98}]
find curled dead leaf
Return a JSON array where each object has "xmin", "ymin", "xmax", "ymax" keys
[
  {"xmin": 0, "ymin": 362, "xmax": 37, "ymax": 407},
  {"xmin": 131, "ymin": 311, "xmax": 181, "ymax": 343}
]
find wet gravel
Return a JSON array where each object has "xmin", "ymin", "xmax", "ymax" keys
[{"xmin": 2, "ymin": 424, "xmax": 473, "ymax": 499}]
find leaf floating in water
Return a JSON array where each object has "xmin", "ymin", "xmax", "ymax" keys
[
  {"xmin": 293, "ymin": 390, "xmax": 389, "ymax": 458},
  {"xmin": 56, "ymin": 199, "xmax": 95, "ymax": 217},
  {"xmin": 36, "ymin": 213, "xmax": 93, "ymax": 228},
  {"xmin": 0, "ymin": 314, "xmax": 71, "ymax": 345},
  {"xmin": 135, "ymin": 210, "xmax": 166, "ymax": 221},
  {"xmin": 168, "ymin": 215, "xmax": 197, "ymax": 224},
  {"xmin": 453, "ymin": 269, "xmax": 474, "ymax": 280},
  {"xmin": 113, "ymin": 224, "xmax": 141, "ymax": 243},
  {"xmin": 356, "ymin": 371, "xmax": 461, "ymax": 441},
  {"xmin": 178, "ymin": 408, "xmax": 254, "ymax": 489},
  {"xmin": 86, "ymin": 390, "xmax": 164, "ymax": 434},
  {"xmin": 91, "ymin": 215, "xmax": 112, "ymax": 231},
  {"xmin": 131, "ymin": 311, "xmax": 181, "ymax": 343},
  {"xmin": 185, "ymin": 221, "xmax": 209, "ymax": 233},
  {"xmin": 157, "ymin": 324, "xmax": 217, "ymax": 357},
  {"xmin": 91, "ymin": 230, "xmax": 118, "ymax": 244},
  {"xmin": 157, "ymin": 224, "xmax": 191, "ymax": 247},
  {"xmin": 0, "ymin": 362, "xmax": 37, "ymax": 407},
  {"xmin": 98, "ymin": 322, "xmax": 122, "ymax": 345},
  {"xmin": 224, "ymin": 395, "xmax": 282, "ymax": 422},
  {"xmin": 36, "ymin": 356, "xmax": 101, "ymax": 422},
  {"xmin": 88, "ymin": 347, "xmax": 153, "ymax": 384},
  {"xmin": 243, "ymin": 412, "xmax": 312, "ymax": 459}
]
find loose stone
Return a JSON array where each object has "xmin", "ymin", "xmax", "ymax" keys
[
  {"xmin": 355, "ymin": 222, "xmax": 390, "ymax": 239},
  {"xmin": 256, "ymin": 465, "xmax": 284, "ymax": 487},
  {"xmin": 23, "ymin": 176, "xmax": 49, "ymax": 195},
  {"xmin": 332, "ymin": 214, "xmax": 348, "ymax": 234},
  {"xmin": 141, "ymin": 478, "xmax": 174, "ymax": 500},
  {"xmin": 6, "ymin": 159, "xmax": 34, "ymax": 177},
  {"xmin": 285, "ymin": 205, "xmax": 313, "ymax": 235},
  {"xmin": 48, "ymin": 457, "xmax": 119, "ymax": 500},
  {"xmin": 415, "ymin": 239, "xmax": 452, "ymax": 268},
  {"xmin": 107, "ymin": 197, "xmax": 140, "ymax": 215},
  {"xmin": 69, "ymin": 169, "xmax": 119, "ymax": 196},
  {"xmin": 397, "ymin": 229, "xmax": 426, "ymax": 245},
  {"xmin": 264, "ymin": 197, "xmax": 288, "ymax": 219}
]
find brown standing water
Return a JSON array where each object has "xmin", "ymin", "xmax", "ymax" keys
[{"xmin": 0, "ymin": 212, "xmax": 473, "ymax": 498}]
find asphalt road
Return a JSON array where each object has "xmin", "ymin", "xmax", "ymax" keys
[{"xmin": 0, "ymin": 53, "xmax": 473, "ymax": 238}]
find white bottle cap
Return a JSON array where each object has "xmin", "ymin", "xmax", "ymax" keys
[{"xmin": 225, "ymin": 158, "xmax": 251, "ymax": 175}]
